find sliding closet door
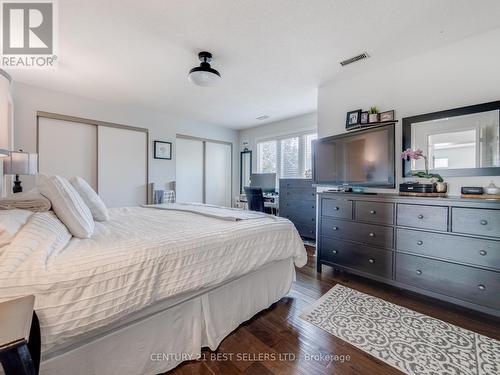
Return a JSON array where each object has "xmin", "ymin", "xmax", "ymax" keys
[
  {"xmin": 98, "ymin": 126, "xmax": 147, "ymax": 207},
  {"xmin": 176, "ymin": 138, "xmax": 204, "ymax": 203},
  {"xmin": 205, "ymin": 142, "xmax": 232, "ymax": 207},
  {"xmin": 38, "ymin": 117, "xmax": 97, "ymax": 189}
]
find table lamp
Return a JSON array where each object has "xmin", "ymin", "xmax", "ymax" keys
[{"xmin": 2, "ymin": 151, "xmax": 38, "ymax": 193}]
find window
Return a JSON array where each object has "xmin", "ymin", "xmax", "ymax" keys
[{"xmin": 257, "ymin": 132, "xmax": 317, "ymax": 178}]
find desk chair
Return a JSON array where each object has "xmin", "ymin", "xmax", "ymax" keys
[{"xmin": 244, "ymin": 187, "xmax": 272, "ymax": 214}]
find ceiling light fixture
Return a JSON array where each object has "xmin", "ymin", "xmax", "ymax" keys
[{"xmin": 188, "ymin": 51, "xmax": 221, "ymax": 87}]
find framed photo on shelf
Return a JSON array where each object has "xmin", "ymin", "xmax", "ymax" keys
[
  {"xmin": 154, "ymin": 141, "xmax": 172, "ymax": 160},
  {"xmin": 379, "ymin": 110, "xmax": 395, "ymax": 122},
  {"xmin": 346, "ymin": 109, "xmax": 362, "ymax": 129},
  {"xmin": 360, "ymin": 111, "xmax": 369, "ymax": 124}
]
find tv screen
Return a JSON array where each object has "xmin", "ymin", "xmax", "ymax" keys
[{"xmin": 313, "ymin": 124, "xmax": 395, "ymax": 188}]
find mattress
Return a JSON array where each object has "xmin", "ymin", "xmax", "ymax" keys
[{"xmin": 0, "ymin": 207, "xmax": 306, "ymax": 354}]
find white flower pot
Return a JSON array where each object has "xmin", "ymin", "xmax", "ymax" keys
[{"xmin": 369, "ymin": 114, "xmax": 379, "ymax": 123}]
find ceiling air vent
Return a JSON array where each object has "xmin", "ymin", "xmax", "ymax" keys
[{"xmin": 340, "ymin": 52, "xmax": 369, "ymax": 67}]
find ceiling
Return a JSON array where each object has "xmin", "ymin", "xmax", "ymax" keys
[{"xmin": 8, "ymin": 0, "xmax": 500, "ymax": 129}]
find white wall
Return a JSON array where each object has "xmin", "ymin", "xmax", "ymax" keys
[
  {"xmin": 11, "ymin": 81, "xmax": 239, "ymax": 196},
  {"xmin": 318, "ymin": 28, "xmax": 500, "ymax": 196},
  {"xmin": 238, "ymin": 112, "xmax": 317, "ymax": 172}
]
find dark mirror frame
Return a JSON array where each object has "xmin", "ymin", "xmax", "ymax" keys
[
  {"xmin": 240, "ymin": 150, "xmax": 252, "ymax": 194},
  {"xmin": 402, "ymin": 100, "xmax": 500, "ymax": 178}
]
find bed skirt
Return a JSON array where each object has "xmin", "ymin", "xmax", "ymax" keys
[{"xmin": 39, "ymin": 258, "xmax": 296, "ymax": 375}]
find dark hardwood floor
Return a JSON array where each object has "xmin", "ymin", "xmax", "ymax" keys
[{"xmin": 167, "ymin": 246, "xmax": 500, "ymax": 375}]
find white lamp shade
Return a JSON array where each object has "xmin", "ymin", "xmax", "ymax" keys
[{"xmin": 3, "ymin": 151, "xmax": 38, "ymax": 175}]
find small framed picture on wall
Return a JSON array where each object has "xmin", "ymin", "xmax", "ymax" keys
[
  {"xmin": 346, "ymin": 109, "xmax": 362, "ymax": 129},
  {"xmin": 154, "ymin": 141, "xmax": 172, "ymax": 160}
]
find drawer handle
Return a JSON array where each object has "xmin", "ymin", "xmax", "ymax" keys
[
  {"xmin": 311, "ymin": 218, "xmax": 315, "ymax": 222},
  {"xmin": 369, "ymin": 210, "xmax": 376, "ymax": 214},
  {"xmin": 479, "ymin": 250, "xmax": 487, "ymax": 256},
  {"xmin": 480, "ymin": 220, "xmax": 488, "ymax": 226},
  {"xmin": 332, "ymin": 250, "xmax": 338, "ymax": 254},
  {"xmin": 478, "ymin": 284, "xmax": 486, "ymax": 291},
  {"xmin": 334, "ymin": 206, "xmax": 340, "ymax": 211},
  {"xmin": 416, "ymin": 270, "xmax": 422, "ymax": 275},
  {"xmin": 368, "ymin": 258, "xmax": 375, "ymax": 264},
  {"xmin": 368, "ymin": 232, "xmax": 375, "ymax": 237},
  {"xmin": 417, "ymin": 240, "xmax": 423, "ymax": 246},
  {"xmin": 309, "ymin": 230, "xmax": 314, "ymax": 234},
  {"xmin": 286, "ymin": 203, "xmax": 289, "ymax": 207},
  {"xmin": 312, "ymin": 205, "xmax": 315, "ymax": 209},
  {"xmin": 332, "ymin": 226, "xmax": 338, "ymax": 231},
  {"xmin": 418, "ymin": 214, "xmax": 424, "ymax": 219}
]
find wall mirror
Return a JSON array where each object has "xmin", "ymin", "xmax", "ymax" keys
[
  {"xmin": 403, "ymin": 101, "xmax": 500, "ymax": 177},
  {"xmin": 240, "ymin": 150, "xmax": 252, "ymax": 194}
]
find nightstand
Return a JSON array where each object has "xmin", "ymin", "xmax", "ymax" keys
[{"xmin": 0, "ymin": 296, "xmax": 40, "ymax": 375}]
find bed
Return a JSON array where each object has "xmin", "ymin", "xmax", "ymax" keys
[{"xmin": 0, "ymin": 206, "xmax": 307, "ymax": 374}]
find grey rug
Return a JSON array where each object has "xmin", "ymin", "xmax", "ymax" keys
[{"xmin": 301, "ymin": 284, "xmax": 499, "ymax": 375}]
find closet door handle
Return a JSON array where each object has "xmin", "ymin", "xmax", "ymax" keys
[
  {"xmin": 332, "ymin": 226, "xmax": 338, "ymax": 231},
  {"xmin": 368, "ymin": 258, "xmax": 375, "ymax": 264},
  {"xmin": 480, "ymin": 220, "xmax": 488, "ymax": 226},
  {"xmin": 416, "ymin": 270, "xmax": 422, "ymax": 275},
  {"xmin": 334, "ymin": 206, "xmax": 339, "ymax": 211},
  {"xmin": 478, "ymin": 284, "xmax": 486, "ymax": 291},
  {"xmin": 479, "ymin": 250, "xmax": 487, "ymax": 256},
  {"xmin": 369, "ymin": 210, "xmax": 376, "ymax": 214},
  {"xmin": 418, "ymin": 214, "xmax": 424, "ymax": 219},
  {"xmin": 417, "ymin": 240, "xmax": 423, "ymax": 246},
  {"xmin": 332, "ymin": 250, "xmax": 338, "ymax": 254},
  {"xmin": 368, "ymin": 233, "xmax": 375, "ymax": 237}
]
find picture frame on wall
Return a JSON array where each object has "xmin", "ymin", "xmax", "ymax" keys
[
  {"xmin": 379, "ymin": 110, "xmax": 395, "ymax": 122},
  {"xmin": 154, "ymin": 141, "xmax": 172, "ymax": 160},
  {"xmin": 360, "ymin": 111, "xmax": 369, "ymax": 124},
  {"xmin": 346, "ymin": 109, "xmax": 362, "ymax": 129}
]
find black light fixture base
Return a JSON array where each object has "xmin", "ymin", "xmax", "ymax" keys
[
  {"xmin": 198, "ymin": 51, "xmax": 212, "ymax": 63},
  {"xmin": 13, "ymin": 174, "xmax": 22, "ymax": 194}
]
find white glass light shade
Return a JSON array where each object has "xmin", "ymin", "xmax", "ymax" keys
[{"xmin": 188, "ymin": 69, "xmax": 221, "ymax": 87}]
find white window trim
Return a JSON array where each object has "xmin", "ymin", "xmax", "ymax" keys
[{"xmin": 256, "ymin": 129, "xmax": 317, "ymax": 178}]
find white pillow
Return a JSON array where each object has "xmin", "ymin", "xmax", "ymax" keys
[
  {"xmin": 0, "ymin": 209, "xmax": 33, "ymax": 247},
  {"xmin": 37, "ymin": 175, "xmax": 95, "ymax": 238},
  {"xmin": 70, "ymin": 177, "xmax": 109, "ymax": 221}
]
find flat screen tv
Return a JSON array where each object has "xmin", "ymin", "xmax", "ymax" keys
[{"xmin": 313, "ymin": 124, "xmax": 395, "ymax": 188}]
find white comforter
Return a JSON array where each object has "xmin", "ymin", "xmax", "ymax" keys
[{"xmin": 0, "ymin": 207, "xmax": 306, "ymax": 353}]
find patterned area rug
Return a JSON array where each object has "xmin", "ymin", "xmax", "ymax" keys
[{"xmin": 301, "ymin": 284, "xmax": 499, "ymax": 375}]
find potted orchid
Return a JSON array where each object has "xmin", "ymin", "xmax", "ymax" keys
[{"xmin": 401, "ymin": 148, "xmax": 447, "ymax": 192}]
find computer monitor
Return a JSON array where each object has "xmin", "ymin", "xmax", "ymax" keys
[{"xmin": 250, "ymin": 173, "xmax": 277, "ymax": 193}]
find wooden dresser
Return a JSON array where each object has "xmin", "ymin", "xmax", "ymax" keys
[
  {"xmin": 317, "ymin": 192, "xmax": 500, "ymax": 317},
  {"xmin": 279, "ymin": 179, "xmax": 316, "ymax": 240}
]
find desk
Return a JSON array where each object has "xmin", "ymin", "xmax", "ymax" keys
[{"xmin": 236, "ymin": 194, "xmax": 279, "ymax": 214}]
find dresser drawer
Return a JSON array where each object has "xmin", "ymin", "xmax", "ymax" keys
[
  {"xmin": 321, "ymin": 198, "xmax": 353, "ymax": 219},
  {"xmin": 397, "ymin": 204, "xmax": 448, "ymax": 231},
  {"xmin": 321, "ymin": 237, "xmax": 392, "ymax": 279},
  {"xmin": 280, "ymin": 179, "xmax": 314, "ymax": 189},
  {"xmin": 321, "ymin": 218, "xmax": 393, "ymax": 248},
  {"xmin": 281, "ymin": 208, "xmax": 316, "ymax": 225},
  {"xmin": 396, "ymin": 228, "xmax": 500, "ymax": 271},
  {"xmin": 296, "ymin": 223, "xmax": 316, "ymax": 239},
  {"xmin": 281, "ymin": 189, "xmax": 316, "ymax": 201},
  {"xmin": 452, "ymin": 208, "xmax": 500, "ymax": 238},
  {"xmin": 396, "ymin": 253, "xmax": 500, "ymax": 310},
  {"xmin": 355, "ymin": 201, "xmax": 394, "ymax": 224},
  {"xmin": 280, "ymin": 200, "xmax": 316, "ymax": 212}
]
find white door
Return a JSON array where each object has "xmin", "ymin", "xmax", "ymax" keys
[
  {"xmin": 176, "ymin": 138, "xmax": 204, "ymax": 203},
  {"xmin": 98, "ymin": 126, "xmax": 147, "ymax": 207},
  {"xmin": 38, "ymin": 117, "xmax": 98, "ymax": 189},
  {"xmin": 205, "ymin": 142, "xmax": 232, "ymax": 207}
]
